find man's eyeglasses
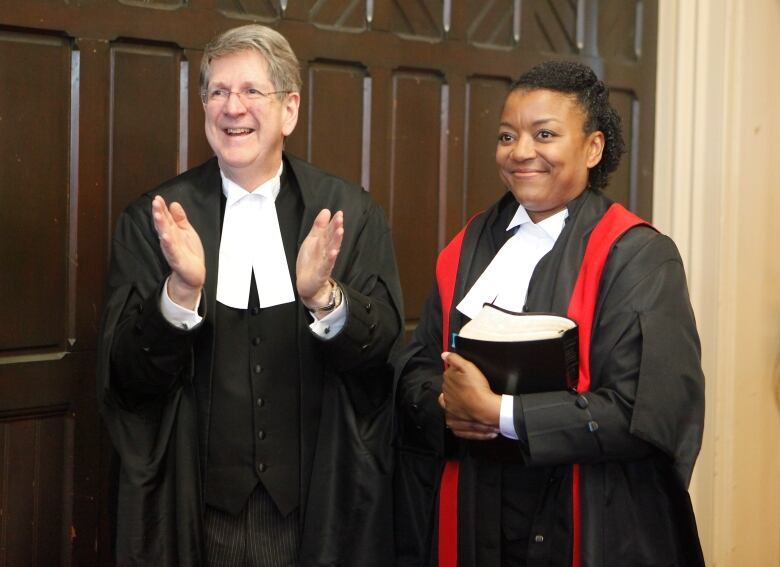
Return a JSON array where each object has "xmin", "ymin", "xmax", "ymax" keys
[{"xmin": 201, "ymin": 87, "xmax": 289, "ymax": 105}]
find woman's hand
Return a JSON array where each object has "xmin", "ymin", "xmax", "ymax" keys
[{"xmin": 439, "ymin": 352, "xmax": 502, "ymax": 440}]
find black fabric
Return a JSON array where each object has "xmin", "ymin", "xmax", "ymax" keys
[
  {"xmin": 207, "ymin": 276, "xmax": 301, "ymax": 517},
  {"xmin": 97, "ymin": 154, "xmax": 404, "ymax": 566},
  {"xmin": 394, "ymin": 189, "xmax": 705, "ymax": 567},
  {"xmin": 207, "ymin": 174, "xmax": 303, "ymax": 518}
]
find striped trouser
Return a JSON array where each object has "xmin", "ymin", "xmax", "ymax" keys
[{"xmin": 204, "ymin": 486, "xmax": 300, "ymax": 567}]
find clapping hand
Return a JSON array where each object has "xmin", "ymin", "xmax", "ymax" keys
[
  {"xmin": 296, "ymin": 209, "xmax": 344, "ymax": 313},
  {"xmin": 152, "ymin": 195, "xmax": 206, "ymax": 309}
]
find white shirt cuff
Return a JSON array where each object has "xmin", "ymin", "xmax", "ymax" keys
[
  {"xmin": 160, "ymin": 277, "xmax": 203, "ymax": 330},
  {"xmin": 308, "ymin": 294, "xmax": 347, "ymax": 339},
  {"xmin": 499, "ymin": 394, "xmax": 519, "ymax": 440}
]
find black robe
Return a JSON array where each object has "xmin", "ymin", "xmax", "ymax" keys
[
  {"xmin": 395, "ymin": 190, "xmax": 705, "ymax": 567},
  {"xmin": 97, "ymin": 154, "xmax": 404, "ymax": 566}
]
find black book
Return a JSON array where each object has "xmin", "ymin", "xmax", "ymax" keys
[{"xmin": 453, "ymin": 303, "xmax": 579, "ymax": 462}]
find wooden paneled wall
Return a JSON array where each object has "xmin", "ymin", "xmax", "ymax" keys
[{"xmin": 0, "ymin": 1, "xmax": 658, "ymax": 564}]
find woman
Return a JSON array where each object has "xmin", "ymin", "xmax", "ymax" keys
[{"xmin": 394, "ymin": 61, "xmax": 705, "ymax": 567}]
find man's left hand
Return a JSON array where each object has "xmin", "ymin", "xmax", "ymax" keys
[{"xmin": 297, "ymin": 209, "xmax": 344, "ymax": 308}]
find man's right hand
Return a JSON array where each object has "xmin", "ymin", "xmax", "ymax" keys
[{"xmin": 152, "ymin": 195, "xmax": 205, "ymax": 310}]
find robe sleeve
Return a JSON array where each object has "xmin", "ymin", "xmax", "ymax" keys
[
  {"xmin": 517, "ymin": 231, "xmax": 705, "ymax": 487},
  {"xmin": 98, "ymin": 200, "xmax": 201, "ymax": 410},
  {"xmin": 96, "ymin": 198, "xmax": 207, "ymax": 496},
  {"xmin": 311, "ymin": 195, "xmax": 405, "ymax": 413},
  {"xmin": 394, "ymin": 282, "xmax": 450, "ymax": 456}
]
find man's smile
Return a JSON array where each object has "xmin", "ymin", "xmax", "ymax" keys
[{"xmin": 224, "ymin": 127, "xmax": 255, "ymax": 136}]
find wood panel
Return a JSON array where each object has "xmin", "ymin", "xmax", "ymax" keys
[
  {"xmin": 0, "ymin": 412, "xmax": 69, "ymax": 567},
  {"xmin": 217, "ymin": 0, "xmax": 280, "ymax": 22},
  {"xmin": 109, "ymin": 43, "xmax": 182, "ymax": 231},
  {"xmin": 307, "ymin": 0, "xmax": 368, "ymax": 32},
  {"xmin": 606, "ymin": 88, "xmax": 638, "ymax": 210},
  {"xmin": 464, "ymin": 76, "xmax": 512, "ymax": 219},
  {"xmin": 391, "ymin": 0, "xmax": 445, "ymax": 40},
  {"xmin": 599, "ymin": 0, "xmax": 642, "ymax": 60},
  {"xmin": 389, "ymin": 71, "xmax": 443, "ymax": 320},
  {"xmin": 74, "ymin": 38, "xmax": 111, "ymax": 348},
  {"xmin": 119, "ymin": 0, "xmax": 184, "ymax": 7},
  {"xmin": 0, "ymin": 32, "xmax": 71, "ymax": 352},
  {"xmin": 603, "ymin": 0, "xmax": 657, "ymax": 219},
  {"xmin": 305, "ymin": 62, "xmax": 366, "ymax": 186},
  {"xmin": 184, "ymin": 47, "xmax": 214, "ymax": 169},
  {"xmin": 466, "ymin": 0, "xmax": 517, "ymax": 50},
  {"xmin": 522, "ymin": 0, "xmax": 579, "ymax": 54}
]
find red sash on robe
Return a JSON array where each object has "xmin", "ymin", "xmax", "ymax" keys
[{"xmin": 435, "ymin": 203, "xmax": 648, "ymax": 567}]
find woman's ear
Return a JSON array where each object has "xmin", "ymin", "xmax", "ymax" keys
[{"xmin": 585, "ymin": 130, "xmax": 605, "ymax": 168}]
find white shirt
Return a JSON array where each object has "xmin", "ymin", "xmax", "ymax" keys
[
  {"xmin": 160, "ymin": 163, "xmax": 346, "ymax": 337},
  {"xmin": 456, "ymin": 205, "xmax": 568, "ymax": 439}
]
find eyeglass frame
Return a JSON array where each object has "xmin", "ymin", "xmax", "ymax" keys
[{"xmin": 200, "ymin": 87, "xmax": 290, "ymax": 106}]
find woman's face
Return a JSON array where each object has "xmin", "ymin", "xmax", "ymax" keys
[{"xmin": 496, "ymin": 88, "xmax": 604, "ymax": 223}]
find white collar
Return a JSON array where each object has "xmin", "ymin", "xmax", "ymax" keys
[
  {"xmin": 507, "ymin": 205, "xmax": 568, "ymax": 241},
  {"xmin": 455, "ymin": 205, "xmax": 568, "ymax": 319},
  {"xmin": 220, "ymin": 162, "xmax": 284, "ymax": 207}
]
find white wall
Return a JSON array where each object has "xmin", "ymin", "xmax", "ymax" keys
[{"xmin": 654, "ymin": 1, "xmax": 780, "ymax": 564}]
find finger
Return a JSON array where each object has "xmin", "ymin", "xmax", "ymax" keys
[
  {"xmin": 326, "ymin": 227, "xmax": 343, "ymax": 263},
  {"xmin": 446, "ymin": 417, "xmax": 500, "ymax": 440},
  {"xmin": 168, "ymin": 201, "xmax": 190, "ymax": 227},
  {"xmin": 440, "ymin": 370, "xmax": 461, "ymax": 397},
  {"xmin": 152, "ymin": 195, "xmax": 166, "ymax": 214},
  {"xmin": 441, "ymin": 351, "xmax": 469, "ymax": 372},
  {"xmin": 158, "ymin": 196, "xmax": 177, "ymax": 224},
  {"xmin": 313, "ymin": 209, "xmax": 332, "ymax": 231},
  {"xmin": 326, "ymin": 214, "xmax": 344, "ymax": 247},
  {"xmin": 450, "ymin": 430, "xmax": 499, "ymax": 441},
  {"xmin": 438, "ymin": 393, "xmax": 446, "ymax": 410},
  {"xmin": 303, "ymin": 210, "xmax": 332, "ymax": 249},
  {"xmin": 154, "ymin": 196, "xmax": 180, "ymax": 233},
  {"xmin": 446, "ymin": 418, "xmax": 499, "ymax": 434},
  {"xmin": 329, "ymin": 210, "xmax": 344, "ymax": 233}
]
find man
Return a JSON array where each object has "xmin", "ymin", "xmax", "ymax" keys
[{"xmin": 98, "ymin": 24, "xmax": 403, "ymax": 566}]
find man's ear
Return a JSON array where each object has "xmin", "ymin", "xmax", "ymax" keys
[
  {"xmin": 585, "ymin": 130, "xmax": 605, "ymax": 168},
  {"xmin": 282, "ymin": 91, "xmax": 300, "ymax": 137}
]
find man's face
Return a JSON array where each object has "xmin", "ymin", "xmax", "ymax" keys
[
  {"xmin": 203, "ymin": 49, "xmax": 299, "ymax": 188},
  {"xmin": 495, "ymin": 88, "xmax": 604, "ymax": 223}
]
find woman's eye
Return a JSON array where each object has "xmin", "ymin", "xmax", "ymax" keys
[
  {"xmin": 498, "ymin": 133, "xmax": 515, "ymax": 143},
  {"xmin": 537, "ymin": 130, "xmax": 555, "ymax": 140}
]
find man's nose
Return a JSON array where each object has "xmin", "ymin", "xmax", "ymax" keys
[{"xmin": 223, "ymin": 91, "xmax": 248, "ymax": 114}]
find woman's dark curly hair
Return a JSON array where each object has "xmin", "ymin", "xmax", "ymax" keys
[{"xmin": 509, "ymin": 60, "xmax": 625, "ymax": 192}]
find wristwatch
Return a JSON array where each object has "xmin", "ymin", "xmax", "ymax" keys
[{"xmin": 306, "ymin": 278, "xmax": 342, "ymax": 313}]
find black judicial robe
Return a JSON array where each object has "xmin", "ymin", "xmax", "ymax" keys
[
  {"xmin": 97, "ymin": 154, "xmax": 404, "ymax": 566},
  {"xmin": 395, "ymin": 190, "xmax": 705, "ymax": 567}
]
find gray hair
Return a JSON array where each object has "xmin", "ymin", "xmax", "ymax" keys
[{"xmin": 200, "ymin": 24, "xmax": 302, "ymax": 98}]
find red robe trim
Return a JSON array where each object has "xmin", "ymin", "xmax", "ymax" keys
[
  {"xmin": 435, "ymin": 203, "xmax": 648, "ymax": 567},
  {"xmin": 435, "ymin": 216, "xmax": 477, "ymax": 567}
]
